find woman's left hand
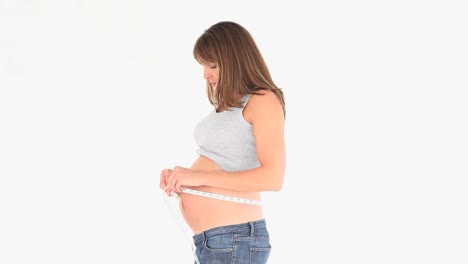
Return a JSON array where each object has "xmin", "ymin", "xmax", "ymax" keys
[{"xmin": 164, "ymin": 166, "xmax": 202, "ymax": 193}]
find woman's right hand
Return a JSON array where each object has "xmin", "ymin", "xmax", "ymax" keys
[{"xmin": 160, "ymin": 168, "xmax": 174, "ymax": 196}]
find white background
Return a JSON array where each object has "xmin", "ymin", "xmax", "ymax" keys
[{"xmin": 1, "ymin": 0, "xmax": 467, "ymax": 263}]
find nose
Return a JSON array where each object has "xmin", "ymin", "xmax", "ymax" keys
[{"xmin": 203, "ymin": 68, "xmax": 211, "ymax": 80}]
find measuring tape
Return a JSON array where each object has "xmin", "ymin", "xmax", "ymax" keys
[
  {"xmin": 174, "ymin": 187, "xmax": 262, "ymax": 206},
  {"xmin": 162, "ymin": 187, "xmax": 262, "ymax": 263},
  {"xmin": 161, "ymin": 189, "xmax": 200, "ymax": 264}
]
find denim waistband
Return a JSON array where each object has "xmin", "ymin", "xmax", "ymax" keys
[{"xmin": 193, "ymin": 219, "xmax": 266, "ymax": 244}]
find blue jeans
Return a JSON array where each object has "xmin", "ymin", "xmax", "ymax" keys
[{"xmin": 192, "ymin": 219, "xmax": 271, "ymax": 264}]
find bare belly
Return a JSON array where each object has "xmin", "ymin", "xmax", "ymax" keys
[{"xmin": 179, "ymin": 155, "xmax": 264, "ymax": 234}]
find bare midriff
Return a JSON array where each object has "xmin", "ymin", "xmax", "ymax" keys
[{"xmin": 179, "ymin": 155, "xmax": 263, "ymax": 235}]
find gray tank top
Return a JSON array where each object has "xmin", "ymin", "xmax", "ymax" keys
[{"xmin": 194, "ymin": 94, "xmax": 260, "ymax": 172}]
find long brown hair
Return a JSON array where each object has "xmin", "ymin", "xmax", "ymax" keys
[{"xmin": 193, "ymin": 21, "xmax": 286, "ymax": 118}]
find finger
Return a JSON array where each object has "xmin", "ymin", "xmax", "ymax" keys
[
  {"xmin": 160, "ymin": 169, "xmax": 172, "ymax": 189},
  {"xmin": 174, "ymin": 178, "xmax": 182, "ymax": 193},
  {"xmin": 164, "ymin": 169, "xmax": 174, "ymax": 189},
  {"xmin": 163, "ymin": 170, "xmax": 174, "ymax": 195},
  {"xmin": 167, "ymin": 170, "xmax": 175, "ymax": 190},
  {"xmin": 159, "ymin": 170, "xmax": 166, "ymax": 189},
  {"xmin": 164, "ymin": 186, "xmax": 173, "ymax": 196}
]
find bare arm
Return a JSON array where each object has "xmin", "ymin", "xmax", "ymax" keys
[{"xmin": 162, "ymin": 91, "xmax": 286, "ymax": 194}]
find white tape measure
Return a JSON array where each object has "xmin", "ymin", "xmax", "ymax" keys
[
  {"xmin": 169, "ymin": 187, "xmax": 262, "ymax": 206},
  {"xmin": 161, "ymin": 189, "xmax": 200, "ymax": 264},
  {"xmin": 162, "ymin": 187, "xmax": 261, "ymax": 263}
]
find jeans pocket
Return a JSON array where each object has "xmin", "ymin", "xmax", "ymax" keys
[
  {"xmin": 203, "ymin": 233, "xmax": 234, "ymax": 253},
  {"xmin": 200, "ymin": 233, "xmax": 234, "ymax": 263},
  {"xmin": 250, "ymin": 246, "xmax": 271, "ymax": 264}
]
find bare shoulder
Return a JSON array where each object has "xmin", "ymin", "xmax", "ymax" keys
[
  {"xmin": 250, "ymin": 90, "xmax": 282, "ymax": 106},
  {"xmin": 244, "ymin": 90, "xmax": 284, "ymax": 124}
]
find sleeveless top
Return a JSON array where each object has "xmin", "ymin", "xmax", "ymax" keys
[{"xmin": 193, "ymin": 94, "xmax": 261, "ymax": 172}]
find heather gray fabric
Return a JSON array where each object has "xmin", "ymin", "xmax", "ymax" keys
[{"xmin": 194, "ymin": 94, "xmax": 260, "ymax": 172}]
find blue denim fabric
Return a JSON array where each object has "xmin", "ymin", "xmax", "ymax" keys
[{"xmin": 192, "ymin": 219, "xmax": 271, "ymax": 264}]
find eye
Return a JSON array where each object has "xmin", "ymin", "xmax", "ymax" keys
[{"xmin": 209, "ymin": 64, "xmax": 217, "ymax": 69}]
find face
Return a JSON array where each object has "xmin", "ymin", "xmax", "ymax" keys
[{"xmin": 201, "ymin": 62, "xmax": 219, "ymax": 89}]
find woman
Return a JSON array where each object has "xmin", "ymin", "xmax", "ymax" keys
[{"xmin": 160, "ymin": 21, "xmax": 286, "ymax": 264}]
